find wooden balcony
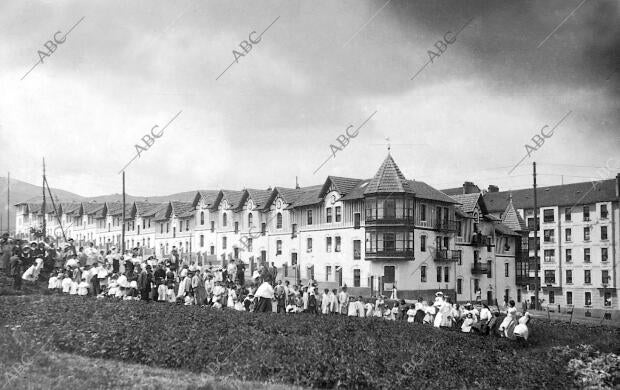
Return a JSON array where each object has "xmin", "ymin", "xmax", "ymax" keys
[
  {"xmin": 434, "ymin": 249, "xmax": 461, "ymax": 262},
  {"xmin": 365, "ymin": 249, "xmax": 414, "ymax": 260},
  {"xmin": 471, "ymin": 263, "xmax": 489, "ymax": 275},
  {"xmin": 434, "ymin": 219, "xmax": 458, "ymax": 232}
]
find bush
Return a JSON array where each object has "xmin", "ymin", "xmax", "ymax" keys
[{"xmin": 1, "ymin": 295, "xmax": 618, "ymax": 389}]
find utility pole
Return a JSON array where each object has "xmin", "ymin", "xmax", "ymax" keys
[
  {"xmin": 7, "ymin": 172, "xmax": 10, "ymax": 235},
  {"xmin": 533, "ymin": 162, "xmax": 540, "ymax": 311},
  {"xmin": 121, "ymin": 171, "xmax": 126, "ymax": 256},
  {"xmin": 42, "ymin": 158, "xmax": 46, "ymax": 239}
]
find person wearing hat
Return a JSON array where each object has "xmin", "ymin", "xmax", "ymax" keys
[
  {"xmin": 192, "ymin": 266, "xmax": 207, "ymax": 306},
  {"xmin": 138, "ymin": 264, "xmax": 153, "ymax": 301},
  {"xmin": 338, "ymin": 285, "xmax": 349, "ymax": 315},
  {"xmin": 253, "ymin": 278, "xmax": 274, "ymax": 313}
]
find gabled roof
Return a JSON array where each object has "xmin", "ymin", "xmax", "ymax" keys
[
  {"xmin": 192, "ymin": 190, "xmax": 221, "ymax": 208},
  {"xmin": 82, "ymin": 202, "xmax": 105, "ymax": 215},
  {"xmin": 441, "ymin": 187, "xmax": 464, "ymax": 196},
  {"xmin": 60, "ymin": 202, "xmax": 82, "ymax": 216},
  {"xmin": 134, "ymin": 201, "xmax": 163, "ymax": 218},
  {"xmin": 410, "ymin": 181, "xmax": 459, "ymax": 204},
  {"xmin": 364, "ymin": 154, "xmax": 414, "ymax": 194},
  {"xmin": 220, "ymin": 190, "xmax": 245, "ymax": 210},
  {"xmin": 106, "ymin": 202, "xmax": 132, "ymax": 217},
  {"xmin": 154, "ymin": 203, "xmax": 171, "ymax": 221},
  {"xmin": 171, "ymin": 201, "xmax": 194, "ymax": 219},
  {"xmin": 501, "ymin": 198, "xmax": 528, "ymax": 232},
  {"xmin": 483, "ymin": 178, "xmax": 618, "ymax": 213},
  {"xmin": 286, "ymin": 185, "xmax": 324, "ymax": 209},
  {"xmin": 244, "ymin": 188, "xmax": 272, "ymax": 209},
  {"xmin": 319, "ymin": 176, "xmax": 364, "ymax": 198},
  {"xmin": 451, "ymin": 193, "xmax": 487, "ymax": 214}
]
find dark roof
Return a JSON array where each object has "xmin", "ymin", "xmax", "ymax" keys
[
  {"xmin": 82, "ymin": 202, "xmax": 105, "ymax": 215},
  {"xmin": 483, "ymin": 179, "xmax": 618, "ymax": 213},
  {"xmin": 134, "ymin": 201, "xmax": 163, "ymax": 217},
  {"xmin": 501, "ymin": 199, "xmax": 528, "ymax": 232},
  {"xmin": 106, "ymin": 202, "xmax": 132, "ymax": 217},
  {"xmin": 154, "ymin": 203, "xmax": 171, "ymax": 221},
  {"xmin": 364, "ymin": 154, "xmax": 414, "ymax": 194},
  {"xmin": 339, "ymin": 179, "xmax": 457, "ymax": 204},
  {"xmin": 61, "ymin": 202, "xmax": 82, "ymax": 216},
  {"xmin": 450, "ymin": 193, "xmax": 487, "ymax": 213},
  {"xmin": 286, "ymin": 185, "xmax": 324, "ymax": 209},
  {"xmin": 245, "ymin": 188, "xmax": 272, "ymax": 208},
  {"xmin": 441, "ymin": 187, "xmax": 464, "ymax": 196},
  {"xmin": 171, "ymin": 201, "xmax": 194, "ymax": 218},
  {"xmin": 319, "ymin": 176, "xmax": 364, "ymax": 198},
  {"xmin": 493, "ymin": 221, "xmax": 520, "ymax": 237},
  {"xmin": 221, "ymin": 190, "xmax": 245, "ymax": 209},
  {"xmin": 192, "ymin": 190, "xmax": 221, "ymax": 208}
]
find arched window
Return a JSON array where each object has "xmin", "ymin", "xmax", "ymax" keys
[
  {"xmin": 248, "ymin": 213, "xmax": 253, "ymax": 227},
  {"xmin": 276, "ymin": 212, "xmax": 283, "ymax": 229},
  {"xmin": 200, "ymin": 211, "xmax": 205, "ymax": 225},
  {"xmin": 223, "ymin": 213, "xmax": 228, "ymax": 227}
]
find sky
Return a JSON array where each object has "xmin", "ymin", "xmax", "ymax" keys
[{"xmin": 0, "ymin": 0, "xmax": 618, "ymax": 198}]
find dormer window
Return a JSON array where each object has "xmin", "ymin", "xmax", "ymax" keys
[{"xmin": 276, "ymin": 212, "xmax": 282, "ymax": 229}]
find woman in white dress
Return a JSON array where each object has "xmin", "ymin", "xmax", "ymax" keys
[
  {"xmin": 513, "ymin": 312, "xmax": 531, "ymax": 341},
  {"xmin": 433, "ymin": 292, "xmax": 445, "ymax": 328},
  {"xmin": 499, "ymin": 300, "xmax": 518, "ymax": 338}
]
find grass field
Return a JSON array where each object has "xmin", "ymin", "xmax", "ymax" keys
[{"xmin": 1, "ymin": 292, "xmax": 618, "ymax": 389}]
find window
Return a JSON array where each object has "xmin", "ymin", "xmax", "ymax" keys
[
  {"xmin": 384, "ymin": 200, "xmax": 396, "ymax": 219},
  {"xmin": 517, "ymin": 289, "xmax": 521, "ymax": 303},
  {"xmin": 326, "ymin": 237, "xmax": 332, "ymax": 252},
  {"xmin": 420, "ymin": 204, "xmax": 427, "ymax": 221},
  {"xmin": 421, "ymin": 235, "xmax": 427, "ymax": 252},
  {"xmin": 436, "ymin": 266, "xmax": 442, "ymax": 283},
  {"xmin": 564, "ymin": 208, "xmax": 571, "ymax": 222},
  {"xmin": 584, "ymin": 270, "xmax": 591, "ymax": 284},
  {"xmin": 335, "ymin": 236, "xmax": 341, "ymax": 252},
  {"xmin": 583, "ymin": 206, "xmax": 590, "ymax": 221},
  {"xmin": 247, "ymin": 238, "xmax": 253, "ymax": 252},
  {"xmin": 353, "ymin": 240, "xmax": 361, "ymax": 260},
  {"xmin": 544, "ymin": 229, "xmax": 554, "ymax": 243},
  {"xmin": 602, "ymin": 270, "xmax": 609, "ymax": 285},
  {"xmin": 505, "ymin": 263, "xmax": 509, "ymax": 277},
  {"xmin": 565, "ymin": 228, "xmax": 572, "ymax": 241},
  {"xmin": 600, "ymin": 204, "xmax": 608, "ymax": 219},
  {"xmin": 200, "ymin": 235, "xmax": 204, "ymax": 247},
  {"xmin": 326, "ymin": 208, "xmax": 332, "ymax": 223},
  {"xmin": 566, "ymin": 269, "xmax": 572, "ymax": 284},
  {"xmin": 601, "ymin": 226, "xmax": 608, "ymax": 240},
  {"xmin": 166, "ymin": 223, "xmax": 169, "ymax": 233},
  {"xmin": 543, "ymin": 209, "xmax": 554, "ymax": 223},
  {"xmin": 584, "ymin": 248, "xmax": 591, "ymax": 263},
  {"xmin": 160, "ymin": 223, "xmax": 163, "ymax": 234},
  {"xmin": 222, "ymin": 236, "xmax": 227, "ymax": 249},
  {"xmin": 604, "ymin": 292, "xmax": 612, "ymax": 307},
  {"xmin": 142, "ymin": 219, "xmax": 146, "ymax": 229},
  {"xmin": 292, "ymin": 223, "xmax": 297, "ymax": 238},
  {"xmin": 276, "ymin": 213, "xmax": 282, "ymax": 229},
  {"xmin": 566, "ymin": 249, "xmax": 572, "ymax": 262},
  {"xmin": 353, "ymin": 269, "xmax": 361, "ymax": 287},
  {"xmin": 421, "ymin": 266, "xmax": 427, "ymax": 283},
  {"xmin": 354, "ymin": 213, "xmax": 361, "ymax": 229},
  {"xmin": 326, "ymin": 266, "xmax": 332, "ymax": 282},
  {"xmin": 210, "ymin": 221, "xmax": 214, "ymax": 232},
  {"xmin": 248, "ymin": 213, "xmax": 253, "ymax": 227},
  {"xmin": 276, "ymin": 240, "xmax": 282, "ymax": 255},
  {"xmin": 549, "ymin": 291, "xmax": 555, "ymax": 304},
  {"xmin": 544, "ymin": 270, "xmax": 555, "ymax": 284},
  {"xmin": 335, "ymin": 206, "xmax": 342, "ymax": 222},
  {"xmin": 307, "ymin": 210, "xmax": 312, "ymax": 225},
  {"xmin": 457, "ymin": 278, "xmax": 462, "ymax": 294},
  {"xmin": 186, "ymin": 220, "xmax": 189, "ymax": 231},
  {"xmin": 222, "ymin": 213, "xmax": 227, "ymax": 227},
  {"xmin": 444, "ymin": 266, "xmax": 449, "ymax": 283},
  {"xmin": 544, "ymin": 249, "xmax": 555, "ymax": 262},
  {"xmin": 200, "ymin": 211, "xmax": 204, "ymax": 225},
  {"xmin": 291, "ymin": 252, "xmax": 297, "ymax": 266},
  {"xmin": 566, "ymin": 291, "xmax": 573, "ymax": 305},
  {"xmin": 584, "ymin": 227, "xmax": 590, "ymax": 241},
  {"xmin": 585, "ymin": 292, "xmax": 591, "ymax": 306},
  {"xmin": 178, "ymin": 222, "xmax": 182, "ymax": 232},
  {"xmin": 173, "ymin": 227, "xmax": 176, "ymax": 238},
  {"xmin": 307, "ymin": 237, "xmax": 313, "ymax": 253},
  {"xmin": 261, "ymin": 223, "xmax": 266, "ymax": 236},
  {"xmin": 383, "ymin": 233, "xmax": 396, "ymax": 252},
  {"xmin": 234, "ymin": 222, "xmax": 239, "ymax": 234},
  {"xmin": 602, "ymin": 248, "xmax": 608, "ymax": 262}
]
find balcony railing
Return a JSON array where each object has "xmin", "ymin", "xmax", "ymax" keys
[
  {"xmin": 434, "ymin": 249, "xmax": 461, "ymax": 262},
  {"xmin": 365, "ymin": 216, "xmax": 414, "ymax": 225},
  {"xmin": 434, "ymin": 219, "xmax": 458, "ymax": 232},
  {"xmin": 365, "ymin": 249, "xmax": 414, "ymax": 260},
  {"xmin": 471, "ymin": 263, "xmax": 489, "ymax": 275},
  {"xmin": 471, "ymin": 234, "xmax": 492, "ymax": 247}
]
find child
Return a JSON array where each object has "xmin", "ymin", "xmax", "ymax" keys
[
  {"xmin": 61, "ymin": 273, "xmax": 73, "ymax": 294},
  {"xmin": 383, "ymin": 305, "xmax": 394, "ymax": 320},
  {"xmin": 77, "ymin": 277, "xmax": 89, "ymax": 296},
  {"xmin": 391, "ymin": 302, "xmax": 400, "ymax": 320},
  {"xmin": 243, "ymin": 294, "xmax": 253, "ymax": 312},
  {"xmin": 407, "ymin": 305, "xmax": 416, "ymax": 323},
  {"xmin": 166, "ymin": 280, "xmax": 176, "ymax": 303},
  {"xmin": 48, "ymin": 272, "xmax": 58, "ymax": 291},
  {"xmin": 365, "ymin": 302, "xmax": 374, "ymax": 317}
]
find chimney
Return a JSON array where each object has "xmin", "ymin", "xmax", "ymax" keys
[
  {"xmin": 463, "ymin": 181, "xmax": 478, "ymax": 194},
  {"xmin": 488, "ymin": 185, "xmax": 499, "ymax": 193},
  {"xmin": 616, "ymin": 173, "xmax": 620, "ymax": 198},
  {"xmin": 295, "ymin": 176, "xmax": 300, "ymax": 190}
]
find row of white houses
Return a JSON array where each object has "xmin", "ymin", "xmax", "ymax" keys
[{"xmin": 14, "ymin": 154, "xmax": 619, "ymax": 309}]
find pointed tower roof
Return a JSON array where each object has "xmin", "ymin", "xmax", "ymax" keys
[
  {"xmin": 501, "ymin": 197, "xmax": 528, "ymax": 232},
  {"xmin": 364, "ymin": 154, "xmax": 414, "ymax": 195}
]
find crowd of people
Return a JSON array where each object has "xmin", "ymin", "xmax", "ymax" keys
[{"xmin": 1, "ymin": 234, "xmax": 531, "ymax": 341}]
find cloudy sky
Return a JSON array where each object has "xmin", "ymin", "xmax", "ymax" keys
[{"xmin": 1, "ymin": 0, "xmax": 618, "ymax": 198}]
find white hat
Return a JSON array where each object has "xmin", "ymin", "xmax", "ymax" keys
[
  {"xmin": 252, "ymin": 270, "xmax": 260, "ymax": 279},
  {"xmin": 435, "ymin": 291, "xmax": 444, "ymax": 297}
]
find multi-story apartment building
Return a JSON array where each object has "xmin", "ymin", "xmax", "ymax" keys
[
  {"xmin": 483, "ymin": 176, "xmax": 620, "ymax": 310},
  {"xmin": 14, "ymin": 153, "xmax": 522, "ymax": 303}
]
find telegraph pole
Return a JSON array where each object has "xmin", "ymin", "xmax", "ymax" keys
[
  {"xmin": 121, "ymin": 171, "xmax": 126, "ymax": 255},
  {"xmin": 533, "ymin": 162, "xmax": 540, "ymax": 311},
  {"xmin": 42, "ymin": 158, "xmax": 46, "ymax": 239},
  {"xmin": 6, "ymin": 172, "xmax": 9, "ymax": 234}
]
